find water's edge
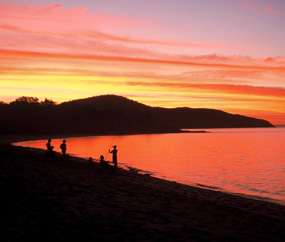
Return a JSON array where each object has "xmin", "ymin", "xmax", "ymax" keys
[{"xmin": 13, "ymin": 138, "xmax": 285, "ymax": 206}]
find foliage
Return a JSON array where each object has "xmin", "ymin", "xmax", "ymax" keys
[
  {"xmin": 9, "ymin": 96, "xmax": 56, "ymax": 106},
  {"xmin": 41, "ymin": 98, "xmax": 56, "ymax": 106}
]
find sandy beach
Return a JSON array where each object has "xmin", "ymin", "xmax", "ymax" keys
[{"xmin": 0, "ymin": 142, "xmax": 285, "ymax": 242}]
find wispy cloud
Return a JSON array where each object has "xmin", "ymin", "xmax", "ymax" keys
[
  {"xmin": 0, "ymin": 1, "xmax": 285, "ymax": 124},
  {"xmin": 0, "ymin": 3, "xmax": 141, "ymax": 30},
  {"xmin": 240, "ymin": 0, "xmax": 284, "ymax": 16},
  {"xmin": 126, "ymin": 81, "xmax": 285, "ymax": 98},
  {"xmin": 1, "ymin": 48, "xmax": 285, "ymax": 72},
  {"xmin": 0, "ymin": 2, "xmax": 237, "ymax": 56}
]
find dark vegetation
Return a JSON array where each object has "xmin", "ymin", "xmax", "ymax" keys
[{"xmin": 0, "ymin": 95, "xmax": 273, "ymax": 135}]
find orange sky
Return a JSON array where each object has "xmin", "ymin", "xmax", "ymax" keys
[{"xmin": 1, "ymin": 1, "xmax": 285, "ymax": 124}]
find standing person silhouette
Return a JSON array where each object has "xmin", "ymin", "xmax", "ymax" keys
[
  {"xmin": 60, "ymin": 140, "xmax": 67, "ymax": 157},
  {"xmin": 109, "ymin": 145, "xmax": 118, "ymax": 168},
  {"xmin": 46, "ymin": 138, "xmax": 54, "ymax": 155}
]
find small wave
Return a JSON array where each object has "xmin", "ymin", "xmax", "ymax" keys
[
  {"xmin": 236, "ymin": 184, "xmax": 271, "ymax": 194},
  {"xmin": 125, "ymin": 166, "xmax": 153, "ymax": 175},
  {"xmin": 196, "ymin": 183, "xmax": 221, "ymax": 190}
]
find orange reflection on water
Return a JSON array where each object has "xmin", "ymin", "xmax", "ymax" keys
[{"xmin": 17, "ymin": 128, "xmax": 285, "ymax": 203}]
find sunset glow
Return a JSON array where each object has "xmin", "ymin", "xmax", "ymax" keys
[{"xmin": 1, "ymin": 0, "xmax": 285, "ymax": 124}]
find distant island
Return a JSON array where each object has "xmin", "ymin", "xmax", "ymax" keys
[{"xmin": 0, "ymin": 95, "xmax": 274, "ymax": 135}]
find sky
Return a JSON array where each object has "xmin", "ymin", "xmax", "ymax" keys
[{"xmin": 0, "ymin": 0, "xmax": 285, "ymax": 124}]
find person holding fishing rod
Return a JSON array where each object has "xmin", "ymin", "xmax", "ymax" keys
[{"xmin": 109, "ymin": 145, "xmax": 118, "ymax": 168}]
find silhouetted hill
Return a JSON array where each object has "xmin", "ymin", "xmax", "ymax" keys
[
  {"xmin": 0, "ymin": 95, "xmax": 274, "ymax": 135},
  {"xmin": 60, "ymin": 95, "xmax": 150, "ymax": 111}
]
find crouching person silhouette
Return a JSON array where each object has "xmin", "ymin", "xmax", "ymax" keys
[{"xmin": 99, "ymin": 155, "xmax": 109, "ymax": 168}]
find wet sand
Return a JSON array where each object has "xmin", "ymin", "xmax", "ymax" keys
[{"xmin": 1, "ymin": 143, "xmax": 285, "ymax": 242}]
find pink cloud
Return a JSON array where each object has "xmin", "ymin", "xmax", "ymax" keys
[
  {"xmin": 0, "ymin": 22, "xmax": 216, "ymax": 51},
  {"xmin": 1, "ymin": 2, "xmax": 284, "ymax": 89},
  {"xmin": 1, "ymin": 48, "xmax": 285, "ymax": 75},
  {"xmin": 0, "ymin": 3, "xmax": 142, "ymax": 32},
  {"xmin": 82, "ymin": 31, "xmax": 213, "ymax": 48},
  {"xmin": 0, "ymin": 2, "xmax": 165, "ymax": 58},
  {"xmin": 240, "ymin": 0, "xmax": 284, "ymax": 16},
  {"xmin": 0, "ymin": 2, "xmax": 240, "ymax": 57},
  {"xmin": 125, "ymin": 81, "xmax": 285, "ymax": 98}
]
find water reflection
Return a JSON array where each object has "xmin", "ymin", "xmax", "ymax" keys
[{"xmin": 16, "ymin": 128, "xmax": 285, "ymax": 202}]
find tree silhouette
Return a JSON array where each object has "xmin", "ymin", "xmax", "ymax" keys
[
  {"xmin": 41, "ymin": 98, "xmax": 56, "ymax": 106},
  {"xmin": 10, "ymin": 96, "xmax": 40, "ymax": 105}
]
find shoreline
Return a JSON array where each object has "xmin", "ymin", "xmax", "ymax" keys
[
  {"xmin": 2, "ymin": 126, "xmax": 279, "ymax": 145},
  {"xmin": 6, "ymin": 131, "xmax": 284, "ymax": 206},
  {"xmin": 4, "ymin": 144, "xmax": 285, "ymax": 207},
  {"xmin": 1, "ymin": 143, "xmax": 285, "ymax": 241},
  {"xmin": 1, "ymin": 129, "xmax": 207, "ymax": 144},
  {"xmin": 2, "ymin": 125, "xmax": 278, "ymax": 145},
  {"xmin": 0, "ymin": 145, "xmax": 285, "ymax": 242},
  {"xmin": 1, "ymin": 136, "xmax": 285, "ymax": 241},
  {"xmin": 15, "ymin": 143, "xmax": 285, "ymax": 206}
]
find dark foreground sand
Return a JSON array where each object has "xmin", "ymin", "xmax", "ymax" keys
[{"xmin": 1, "ymin": 144, "xmax": 285, "ymax": 242}]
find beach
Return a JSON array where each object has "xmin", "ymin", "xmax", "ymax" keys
[
  {"xmin": 1, "ymin": 0, "xmax": 284, "ymax": 240},
  {"xmin": 1, "ymin": 142, "xmax": 285, "ymax": 242}
]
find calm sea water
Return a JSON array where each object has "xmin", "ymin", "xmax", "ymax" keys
[{"xmin": 16, "ymin": 128, "xmax": 285, "ymax": 203}]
